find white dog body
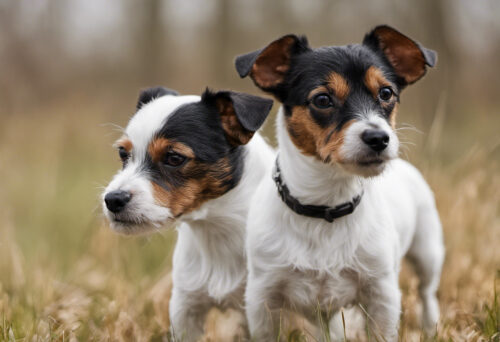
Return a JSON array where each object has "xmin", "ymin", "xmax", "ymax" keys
[
  {"xmin": 245, "ymin": 110, "xmax": 444, "ymax": 341},
  {"xmin": 169, "ymin": 133, "xmax": 275, "ymax": 340},
  {"xmin": 102, "ymin": 88, "xmax": 275, "ymax": 341},
  {"xmin": 235, "ymin": 26, "xmax": 444, "ymax": 341}
]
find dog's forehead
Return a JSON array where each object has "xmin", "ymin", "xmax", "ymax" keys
[
  {"xmin": 125, "ymin": 95, "xmax": 200, "ymax": 150},
  {"xmin": 295, "ymin": 44, "xmax": 386, "ymax": 79},
  {"xmin": 286, "ymin": 44, "xmax": 393, "ymax": 103}
]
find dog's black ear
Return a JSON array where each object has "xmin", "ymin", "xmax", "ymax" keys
[
  {"xmin": 137, "ymin": 86, "xmax": 179, "ymax": 110},
  {"xmin": 202, "ymin": 89, "xmax": 274, "ymax": 146},
  {"xmin": 235, "ymin": 34, "xmax": 310, "ymax": 95},
  {"xmin": 363, "ymin": 25, "xmax": 437, "ymax": 86}
]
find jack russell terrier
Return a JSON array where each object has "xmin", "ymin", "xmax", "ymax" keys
[
  {"xmin": 235, "ymin": 25, "xmax": 444, "ymax": 341},
  {"xmin": 102, "ymin": 87, "xmax": 274, "ymax": 341}
]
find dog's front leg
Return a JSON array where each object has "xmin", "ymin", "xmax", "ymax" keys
[
  {"xmin": 360, "ymin": 273, "xmax": 401, "ymax": 342},
  {"xmin": 169, "ymin": 286, "xmax": 212, "ymax": 342},
  {"xmin": 245, "ymin": 274, "xmax": 284, "ymax": 342}
]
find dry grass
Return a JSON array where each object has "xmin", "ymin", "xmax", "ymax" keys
[{"xmin": 0, "ymin": 99, "xmax": 498, "ymax": 341}]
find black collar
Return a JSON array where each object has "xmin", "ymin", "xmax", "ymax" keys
[{"xmin": 272, "ymin": 158, "xmax": 363, "ymax": 223}]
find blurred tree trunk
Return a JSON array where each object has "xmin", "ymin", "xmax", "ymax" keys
[
  {"xmin": 0, "ymin": 1, "xmax": 66, "ymax": 109},
  {"xmin": 417, "ymin": 0, "xmax": 452, "ymax": 124},
  {"xmin": 212, "ymin": 0, "xmax": 231, "ymax": 86},
  {"xmin": 317, "ymin": 0, "xmax": 335, "ymax": 43},
  {"xmin": 138, "ymin": 0, "xmax": 168, "ymax": 85}
]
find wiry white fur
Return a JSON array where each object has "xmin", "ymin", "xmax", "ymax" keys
[
  {"xmin": 245, "ymin": 108, "xmax": 444, "ymax": 341},
  {"xmin": 102, "ymin": 94, "xmax": 275, "ymax": 341}
]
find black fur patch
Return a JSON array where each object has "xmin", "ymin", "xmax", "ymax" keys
[
  {"xmin": 237, "ymin": 27, "xmax": 435, "ymax": 134},
  {"xmin": 280, "ymin": 45, "xmax": 397, "ymax": 129},
  {"xmin": 143, "ymin": 99, "xmax": 245, "ymax": 194},
  {"xmin": 136, "ymin": 86, "xmax": 179, "ymax": 110}
]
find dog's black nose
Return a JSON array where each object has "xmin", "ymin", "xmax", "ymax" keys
[
  {"xmin": 105, "ymin": 190, "xmax": 132, "ymax": 213},
  {"xmin": 361, "ymin": 129, "xmax": 390, "ymax": 152}
]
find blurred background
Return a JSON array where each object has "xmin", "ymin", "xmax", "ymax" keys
[{"xmin": 0, "ymin": 0, "xmax": 499, "ymax": 341}]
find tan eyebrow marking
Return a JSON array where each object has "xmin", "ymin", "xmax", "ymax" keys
[
  {"xmin": 327, "ymin": 72, "xmax": 350, "ymax": 102},
  {"xmin": 364, "ymin": 66, "xmax": 392, "ymax": 98},
  {"xmin": 147, "ymin": 137, "xmax": 195, "ymax": 163},
  {"xmin": 308, "ymin": 86, "xmax": 330, "ymax": 99},
  {"xmin": 365, "ymin": 65, "xmax": 398, "ymax": 128},
  {"xmin": 114, "ymin": 137, "xmax": 133, "ymax": 152},
  {"xmin": 307, "ymin": 72, "xmax": 350, "ymax": 104}
]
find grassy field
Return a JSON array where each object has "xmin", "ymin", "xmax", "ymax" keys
[{"xmin": 0, "ymin": 96, "xmax": 499, "ymax": 341}]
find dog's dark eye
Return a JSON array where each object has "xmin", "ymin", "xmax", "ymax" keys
[
  {"xmin": 379, "ymin": 87, "xmax": 393, "ymax": 101},
  {"xmin": 118, "ymin": 147, "xmax": 129, "ymax": 162},
  {"xmin": 312, "ymin": 94, "xmax": 333, "ymax": 109},
  {"xmin": 164, "ymin": 152, "xmax": 187, "ymax": 167}
]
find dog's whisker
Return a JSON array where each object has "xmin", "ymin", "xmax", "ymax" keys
[{"xmin": 100, "ymin": 122, "xmax": 126, "ymax": 132}]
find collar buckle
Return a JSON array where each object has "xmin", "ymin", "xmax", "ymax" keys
[{"xmin": 324, "ymin": 202, "xmax": 354, "ymax": 222}]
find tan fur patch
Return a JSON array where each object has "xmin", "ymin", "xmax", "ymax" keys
[
  {"xmin": 327, "ymin": 72, "xmax": 350, "ymax": 102},
  {"xmin": 148, "ymin": 138, "xmax": 194, "ymax": 163},
  {"xmin": 215, "ymin": 97, "xmax": 253, "ymax": 145},
  {"xmin": 286, "ymin": 106, "xmax": 319, "ymax": 157},
  {"xmin": 151, "ymin": 157, "xmax": 234, "ymax": 217},
  {"xmin": 114, "ymin": 137, "xmax": 133, "ymax": 152},
  {"xmin": 364, "ymin": 66, "xmax": 392, "ymax": 99},
  {"xmin": 318, "ymin": 120, "xmax": 354, "ymax": 163},
  {"xmin": 308, "ymin": 73, "xmax": 349, "ymax": 104},
  {"xmin": 309, "ymin": 86, "xmax": 330, "ymax": 99},
  {"xmin": 390, "ymin": 103, "xmax": 398, "ymax": 129},
  {"xmin": 374, "ymin": 26, "xmax": 427, "ymax": 84},
  {"xmin": 365, "ymin": 66, "xmax": 399, "ymax": 126},
  {"xmin": 250, "ymin": 36, "xmax": 296, "ymax": 89},
  {"xmin": 286, "ymin": 106, "xmax": 355, "ymax": 163}
]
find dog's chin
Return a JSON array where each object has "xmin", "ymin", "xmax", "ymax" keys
[
  {"xmin": 340, "ymin": 157, "xmax": 390, "ymax": 178},
  {"xmin": 107, "ymin": 215, "xmax": 175, "ymax": 236}
]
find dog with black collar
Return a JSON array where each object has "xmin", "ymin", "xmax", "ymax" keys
[{"xmin": 235, "ymin": 25, "xmax": 444, "ymax": 341}]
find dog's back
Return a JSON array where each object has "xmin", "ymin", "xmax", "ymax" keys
[{"xmin": 376, "ymin": 158, "xmax": 442, "ymax": 255}]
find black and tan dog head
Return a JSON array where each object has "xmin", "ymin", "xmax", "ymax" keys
[
  {"xmin": 236, "ymin": 25, "xmax": 436, "ymax": 177},
  {"xmin": 103, "ymin": 87, "xmax": 273, "ymax": 234}
]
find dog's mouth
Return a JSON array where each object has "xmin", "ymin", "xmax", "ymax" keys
[
  {"xmin": 107, "ymin": 213, "xmax": 175, "ymax": 235},
  {"xmin": 112, "ymin": 217, "xmax": 140, "ymax": 226},
  {"xmin": 338, "ymin": 154, "xmax": 392, "ymax": 178},
  {"xmin": 357, "ymin": 158, "xmax": 385, "ymax": 166}
]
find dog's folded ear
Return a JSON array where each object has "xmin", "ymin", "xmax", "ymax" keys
[
  {"xmin": 203, "ymin": 89, "xmax": 274, "ymax": 146},
  {"xmin": 363, "ymin": 25, "xmax": 437, "ymax": 86},
  {"xmin": 137, "ymin": 86, "xmax": 179, "ymax": 110},
  {"xmin": 235, "ymin": 35, "xmax": 310, "ymax": 97}
]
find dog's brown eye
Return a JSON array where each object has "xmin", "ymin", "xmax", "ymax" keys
[
  {"xmin": 164, "ymin": 152, "xmax": 187, "ymax": 167},
  {"xmin": 118, "ymin": 147, "xmax": 129, "ymax": 162},
  {"xmin": 312, "ymin": 94, "xmax": 333, "ymax": 109},
  {"xmin": 379, "ymin": 87, "xmax": 393, "ymax": 101}
]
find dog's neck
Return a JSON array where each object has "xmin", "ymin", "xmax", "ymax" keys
[
  {"xmin": 185, "ymin": 135, "xmax": 270, "ymax": 223},
  {"xmin": 173, "ymin": 135, "xmax": 273, "ymax": 297},
  {"xmin": 180, "ymin": 132, "xmax": 272, "ymax": 247},
  {"xmin": 277, "ymin": 107, "xmax": 364, "ymax": 208}
]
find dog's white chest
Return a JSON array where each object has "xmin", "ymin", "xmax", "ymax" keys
[{"xmin": 283, "ymin": 268, "xmax": 359, "ymax": 314}]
